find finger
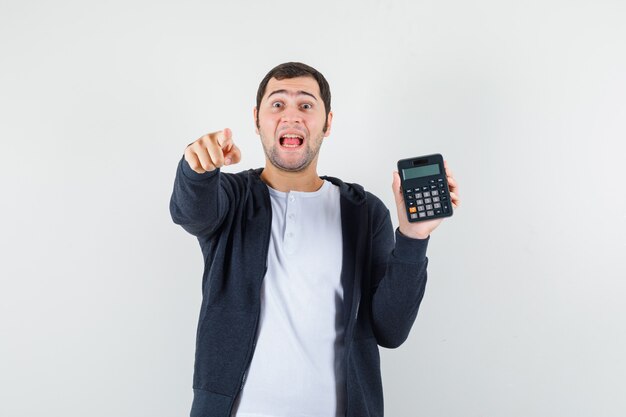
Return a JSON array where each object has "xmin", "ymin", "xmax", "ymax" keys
[
  {"xmin": 449, "ymin": 191, "xmax": 461, "ymax": 208},
  {"xmin": 392, "ymin": 171, "xmax": 409, "ymax": 222},
  {"xmin": 215, "ymin": 128, "xmax": 233, "ymax": 150},
  {"xmin": 443, "ymin": 159, "xmax": 454, "ymax": 175},
  {"xmin": 392, "ymin": 171, "xmax": 404, "ymax": 204},
  {"xmin": 205, "ymin": 138, "xmax": 225, "ymax": 168},
  {"xmin": 184, "ymin": 147, "xmax": 208, "ymax": 173},
  {"xmin": 447, "ymin": 175, "xmax": 458, "ymax": 191},
  {"xmin": 194, "ymin": 144, "xmax": 216, "ymax": 172},
  {"xmin": 224, "ymin": 143, "xmax": 242, "ymax": 166}
]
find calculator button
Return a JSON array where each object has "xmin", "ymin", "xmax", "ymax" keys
[
  {"xmin": 410, "ymin": 213, "xmax": 418, "ymax": 219},
  {"xmin": 429, "ymin": 179, "xmax": 435, "ymax": 184},
  {"xmin": 441, "ymin": 195, "xmax": 448, "ymax": 201},
  {"xmin": 413, "ymin": 188, "xmax": 421, "ymax": 192},
  {"xmin": 443, "ymin": 204, "xmax": 450, "ymax": 213},
  {"xmin": 432, "ymin": 190, "xmax": 439, "ymax": 196},
  {"xmin": 422, "ymin": 186, "xmax": 429, "ymax": 191},
  {"xmin": 423, "ymin": 191, "xmax": 431, "ymax": 197},
  {"xmin": 427, "ymin": 210, "xmax": 434, "ymax": 216},
  {"xmin": 435, "ymin": 209, "xmax": 442, "ymax": 215},
  {"xmin": 415, "ymin": 193, "xmax": 422, "ymax": 199},
  {"xmin": 419, "ymin": 212, "xmax": 426, "ymax": 218},
  {"xmin": 416, "ymin": 199, "xmax": 423, "ymax": 205},
  {"xmin": 438, "ymin": 183, "xmax": 444, "ymax": 188},
  {"xmin": 430, "ymin": 185, "xmax": 437, "ymax": 190},
  {"xmin": 417, "ymin": 205, "xmax": 425, "ymax": 212},
  {"xmin": 405, "ymin": 189, "xmax": 412, "ymax": 193},
  {"xmin": 408, "ymin": 201, "xmax": 415, "ymax": 207},
  {"xmin": 433, "ymin": 196, "xmax": 440, "ymax": 202},
  {"xmin": 437, "ymin": 178, "xmax": 443, "ymax": 182},
  {"xmin": 425, "ymin": 204, "xmax": 433, "ymax": 210},
  {"xmin": 434, "ymin": 203, "xmax": 441, "ymax": 209},
  {"xmin": 424, "ymin": 198, "xmax": 432, "ymax": 204},
  {"xmin": 409, "ymin": 207, "xmax": 417, "ymax": 213},
  {"xmin": 407, "ymin": 194, "xmax": 414, "ymax": 200}
]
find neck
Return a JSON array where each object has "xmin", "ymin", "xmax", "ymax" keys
[{"xmin": 260, "ymin": 162, "xmax": 324, "ymax": 192}]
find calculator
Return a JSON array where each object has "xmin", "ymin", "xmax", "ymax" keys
[{"xmin": 397, "ymin": 154, "xmax": 453, "ymax": 222}]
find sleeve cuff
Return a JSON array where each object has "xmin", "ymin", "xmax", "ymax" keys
[
  {"xmin": 393, "ymin": 228, "xmax": 429, "ymax": 262},
  {"xmin": 180, "ymin": 155, "xmax": 220, "ymax": 181}
]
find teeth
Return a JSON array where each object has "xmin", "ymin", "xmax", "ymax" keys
[{"xmin": 282, "ymin": 134, "xmax": 303, "ymax": 139}]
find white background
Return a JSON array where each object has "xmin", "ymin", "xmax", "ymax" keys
[{"xmin": 1, "ymin": 0, "xmax": 625, "ymax": 416}]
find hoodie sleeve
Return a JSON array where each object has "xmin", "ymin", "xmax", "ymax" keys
[
  {"xmin": 368, "ymin": 198, "xmax": 429, "ymax": 349},
  {"xmin": 169, "ymin": 155, "xmax": 232, "ymax": 238}
]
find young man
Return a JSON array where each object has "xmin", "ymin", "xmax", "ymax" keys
[{"xmin": 170, "ymin": 62, "xmax": 460, "ymax": 417}]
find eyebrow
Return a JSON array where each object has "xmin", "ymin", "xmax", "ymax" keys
[{"xmin": 267, "ymin": 89, "xmax": 318, "ymax": 101}]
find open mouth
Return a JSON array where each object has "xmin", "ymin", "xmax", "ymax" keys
[{"xmin": 279, "ymin": 133, "xmax": 304, "ymax": 148}]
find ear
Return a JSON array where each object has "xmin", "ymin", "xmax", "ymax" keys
[
  {"xmin": 253, "ymin": 106, "xmax": 259, "ymax": 135},
  {"xmin": 323, "ymin": 111, "xmax": 333, "ymax": 137}
]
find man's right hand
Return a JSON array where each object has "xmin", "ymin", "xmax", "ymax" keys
[{"xmin": 184, "ymin": 128, "xmax": 242, "ymax": 173}]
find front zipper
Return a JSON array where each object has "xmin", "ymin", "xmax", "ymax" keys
[
  {"xmin": 238, "ymin": 263, "xmax": 267, "ymax": 392},
  {"xmin": 228, "ymin": 180, "xmax": 272, "ymax": 416},
  {"xmin": 344, "ymin": 199, "xmax": 369, "ymax": 417},
  {"xmin": 343, "ymin": 285, "xmax": 361, "ymax": 417}
]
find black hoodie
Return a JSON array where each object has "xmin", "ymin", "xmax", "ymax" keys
[{"xmin": 170, "ymin": 156, "xmax": 429, "ymax": 417}]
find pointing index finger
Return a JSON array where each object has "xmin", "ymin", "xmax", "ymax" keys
[{"xmin": 216, "ymin": 128, "xmax": 233, "ymax": 149}]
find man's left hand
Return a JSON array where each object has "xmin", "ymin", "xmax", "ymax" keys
[{"xmin": 392, "ymin": 160, "xmax": 460, "ymax": 240}]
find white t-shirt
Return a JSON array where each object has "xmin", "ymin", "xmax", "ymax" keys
[{"xmin": 232, "ymin": 180, "xmax": 345, "ymax": 417}]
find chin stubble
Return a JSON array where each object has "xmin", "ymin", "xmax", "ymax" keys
[{"xmin": 263, "ymin": 132, "xmax": 324, "ymax": 172}]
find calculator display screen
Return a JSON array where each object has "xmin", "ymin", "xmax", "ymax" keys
[{"xmin": 402, "ymin": 164, "xmax": 440, "ymax": 180}]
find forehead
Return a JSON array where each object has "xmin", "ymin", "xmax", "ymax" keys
[{"xmin": 263, "ymin": 76, "xmax": 321, "ymax": 101}]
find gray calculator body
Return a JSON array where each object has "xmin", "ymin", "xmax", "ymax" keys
[{"xmin": 398, "ymin": 154, "xmax": 453, "ymax": 222}]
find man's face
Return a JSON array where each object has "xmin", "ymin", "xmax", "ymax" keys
[{"xmin": 254, "ymin": 76, "xmax": 332, "ymax": 172}]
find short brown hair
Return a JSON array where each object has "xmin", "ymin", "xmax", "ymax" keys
[{"xmin": 256, "ymin": 62, "xmax": 331, "ymax": 132}]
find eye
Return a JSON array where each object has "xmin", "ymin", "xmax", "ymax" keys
[
  {"xmin": 301, "ymin": 103, "xmax": 312, "ymax": 110},
  {"xmin": 272, "ymin": 102, "xmax": 283, "ymax": 108}
]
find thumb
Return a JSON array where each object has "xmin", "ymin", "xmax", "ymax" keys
[
  {"xmin": 224, "ymin": 143, "xmax": 242, "ymax": 166},
  {"xmin": 392, "ymin": 171, "xmax": 404, "ymax": 206}
]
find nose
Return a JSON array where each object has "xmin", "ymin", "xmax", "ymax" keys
[{"xmin": 280, "ymin": 105, "xmax": 303, "ymax": 124}]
